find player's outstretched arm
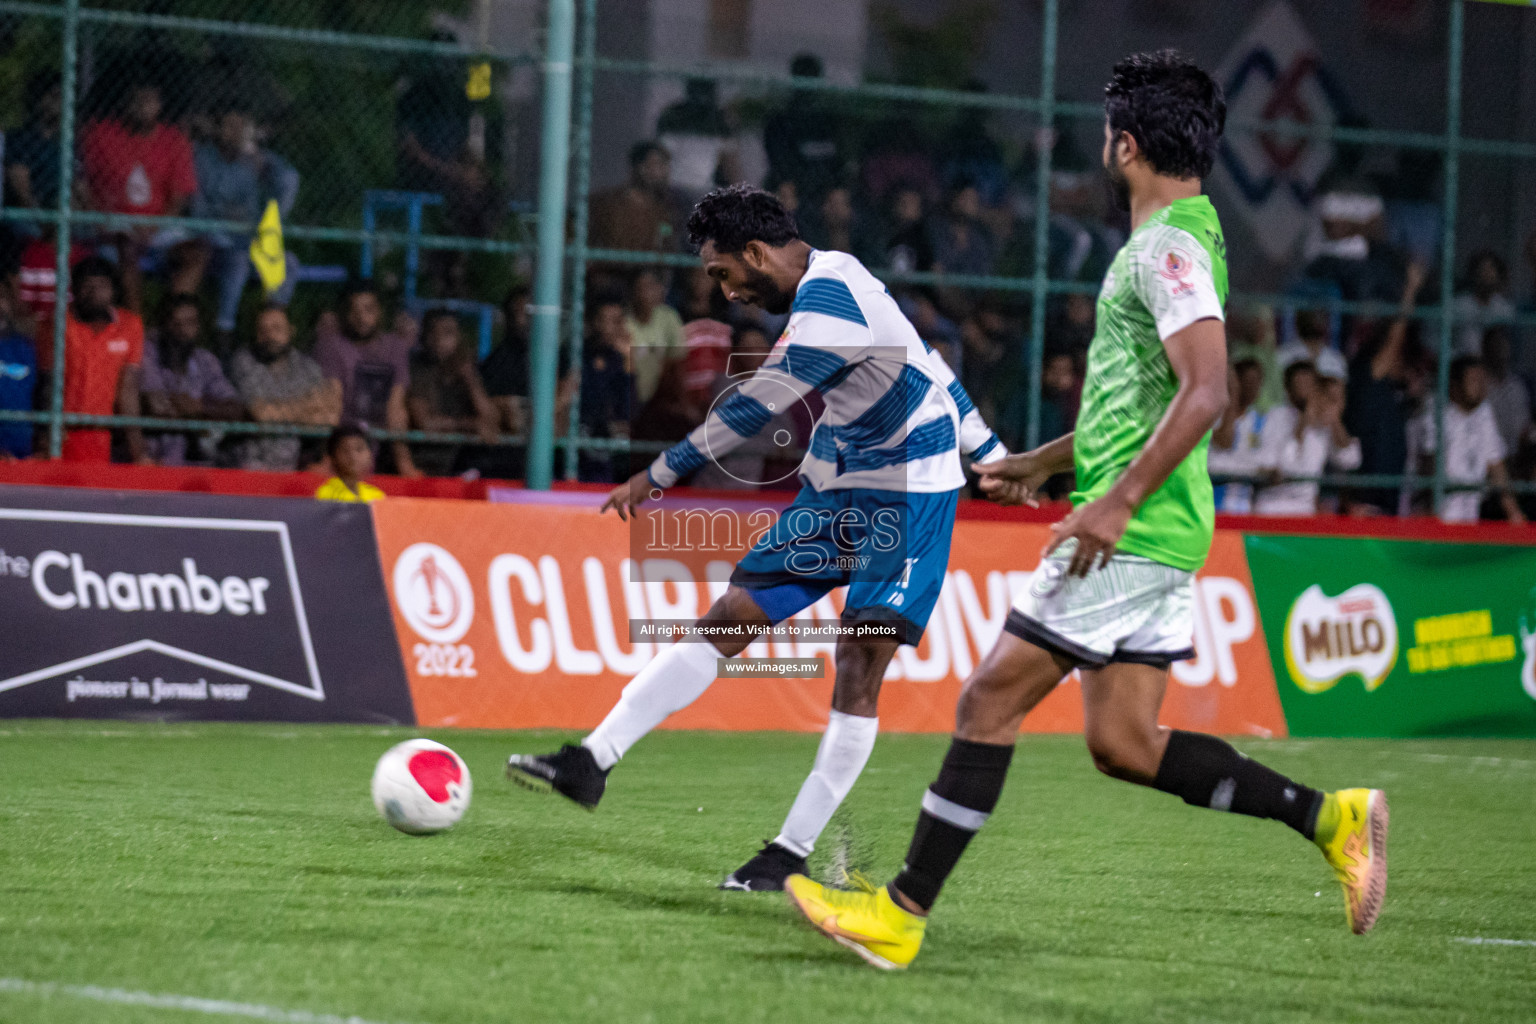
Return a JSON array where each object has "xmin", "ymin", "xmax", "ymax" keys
[
  {"xmin": 973, "ymin": 433, "xmax": 1076, "ymax": 507},
  {"xmin": 1048, "ymin": 317, "xmax": 1227, "ymax": 576}
]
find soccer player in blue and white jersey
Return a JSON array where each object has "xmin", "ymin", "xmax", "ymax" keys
[{"xmin": 508, "ymin": 185, "xmax": 1007, "ymax": 891}]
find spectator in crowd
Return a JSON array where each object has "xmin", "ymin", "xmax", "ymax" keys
[
  {"xmin": 1301, "ymin": 189, "xmax": 1412, "ymax": 310},
  {"xmin": 588, "ymin": 142, "xmax": 686, "ymax": 257},
  {"xmin": 1277, "ymin": 308, "xmax": 1347, "ymax": 382},
  {"xmin": 315, "ymin": 422, "xmax": 385, "ymax": 503},
  {"xmin": 632, "ymin": 357, "xmax": 704, "ymax": 447},
  {"xmin": 769, "ymin": 178, "xmax": 801, "ymax": 220},
  {"xmin": 799, "ymin": 184, "xmax": 872, "ymax": 264},
  {"xmin": 937, "ymin": 81, "xmax": 1008, "ymax": 207},
  {"xmin": 1481, "ymin": 327, "xmax": 1531, "ymax": 456},
  {"xmin": 396, "ymin": 42, "xmax": 501, "ymax": 297},
  {"xmin": 577, "ymin": 292, "xmax": 635, "ymax": 482},
  {"xmin": 231, "ymin": 305, "xmax": 341, "ymax": 472},
  {"xmin": 1453, "ymin": 250, "xmax": 1515, "ymax": 356},
  {"xmin": 959, "ymin": 303, "xmax": 1018, "ymax": 432},
  {"xmin": 1523, "ymin": 228, "xmax": 1536, "ymax": 379},
  {"xmin": 763, "ymin": 54, "xmax": 847, "ymax": 206},
  {"xmin": 675, "ymin": 265, "xmax": 730, "ymax": 323},
  {"xmin": 656, "ymin": 78, "xmax": 737, "ymax": 200},
  {"xmin": 4, "ymin": 71, "xmax": 66, "ymax": 222},
  {"xmin": 625, "ymin": 268, "xmax": 685, "ymax": 405},
  {"xmin": 931, "ymin": 183, "xmax": 997, "ymax": 280},
  {"xmin": 0, "ymin": 288, "xmax": 37, "ymax": 459},
  {"xmin": 140, "ymin": 294, "xmax": 244, "ymax": 466},
  {"xmin": 481, "ymin": 286, "xmax": 534, "ymax": 437},
  {"xmin": 690, "ymin": 325, "xmax": 785, "ymax": 490},
  {"xmin": 406, "ymin": 309, "xmax": 499, "ymax": 476},
  {"xmin": 80, "ymin": 81, "xmax": 203, "ymax": 312},
  {"xmin": 315, "ymin": 282, "xmax": 420, "ymax": 477},
  {"xmin": 860, "ymin": 112, "xmax": 941, "ymax": 213},
  {"xmin": 61, "ymin": 256, "xmax": 145, "ymax": 463},
  {"xmin": 1345, "ymin": 264, "xmax": 1425, "ymax": 514},
  {"xmin": 1253, "ymin": 361, "xmax": 1362, "ymax": 515},
  {"xmin": 1225, "ymin": 303, "xmax": 1284, "ymax": 411},
  {"xmin": 1046, "ymin": 292, "xmax": 1097, "ymax": 360},
  {"xmin": 1411, "ymin": 355, "xmax": 1524, "ymax": 524},
  {"xmin": 15, "ymin": 234, "xmax": 92, "ymax": 377},
  {"xmin": 480, "ymin": 285, "xmax": 574, "ymax": 436},
  {"xmin": 1207, "ymin": 358, "xmax": 1267, "ymax": 512},
  {"xmin": 1036, "ymin": 350, "xmax": 1081, "ymax": 444},
  {"xmin": 882, "ymin": 187, "xmax": 935, "ymax": 274},
  {"xmin": 191, "ymin": 106, "xmax": 300, "ymax": 353},
  {"xmin": 899, "ymin": 289, "xmax": 962, "ymax": 372}
]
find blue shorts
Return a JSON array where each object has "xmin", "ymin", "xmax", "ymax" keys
[{"xmin": 731, "ymin": 485, "xmax": 960, "ymax": 645}]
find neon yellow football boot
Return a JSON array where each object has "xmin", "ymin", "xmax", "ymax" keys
[
  {"xmin": 784, "ymin": 874, "xmax": 927, "ymax": 970},
  {"xmin": 1316, "ymin": 788, "xmax": 1389, "ymax": 934}
]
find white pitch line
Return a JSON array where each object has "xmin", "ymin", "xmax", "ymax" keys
[
  {"xmin": 0, "ymin": 978, "xmax": 425, "ymax": 1024},
  {"xmin": 1453, "ymin": 937, "xmax": 1536, "ymax": 947}
]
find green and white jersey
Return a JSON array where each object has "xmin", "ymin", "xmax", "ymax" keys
[{"xmin": 1071, "ymin": 195, "xmax": 1228, "ymax": 572}]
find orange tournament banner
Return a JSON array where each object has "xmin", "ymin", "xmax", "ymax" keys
[{"xmin": 370, "ymin": 498, "xmax": 1286, "ymax": 737}]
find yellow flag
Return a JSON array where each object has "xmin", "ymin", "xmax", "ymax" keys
[
  {"xmin": 467, "ymin": 61, "xmax": 492, "ymax": 101},
  {"xmin": 249, "ymin": 199, "xmax": 287, "ymax": 294}
]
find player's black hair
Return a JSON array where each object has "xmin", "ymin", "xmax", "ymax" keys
[
  {"xmin": 686, "ymin": 184, "xmax": 801, "ymax": 255},
  {"xmin": 1282, "ymin": 360, "xmax": 1317, "ymax": 391},
  {"xmin": 419, "ymin": 306, "xmax": 460, "ymax": 341},
  {"xmin": 789, "ymin": 53, "xmax": 823, "ymax": 79},
  {"xmin": 1104, "ymin": 50, "xmax": 1226, "ymax": 180},
  {"xmin": 70, "ymin": 255, "xmax": 118, "ymax": 295},
  {"xmin": 327, "ymin": 421, "xmax": 369, "ymax": 459},
  {"xmin": 158, "ymin": 292, "xmax": 201, "ymax": 328},
  {"xmin": 628, "ymin": 140, "xmax": 668, "ymax": 169},
  {"xmin": 1465, "ymin": 248, "xmax": 1507, "ymax": 284},
  {"xmin": 1449, "ymin": 354, "xmax": 1482, "ymax": 389},
  {"xmin": 585, "ymin": 286, "xmax": 627, "ymax": 322},
  {"xmin": 338, "ymin": 279, "xmax": 381, "ymax": 308},
  {"xmin": 24, "ymin": 69, "xmax": 61, "ymax": 110}
]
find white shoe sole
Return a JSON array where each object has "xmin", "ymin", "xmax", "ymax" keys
[{"xmin": 785, "ymin": 886, "xmax": 905, "ymax": 971}]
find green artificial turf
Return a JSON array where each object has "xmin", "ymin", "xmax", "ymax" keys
[{"xmin": 0, "ymin": 721, "xmax": 1533, "ymax": 1023}]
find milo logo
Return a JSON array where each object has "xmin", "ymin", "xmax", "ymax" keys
[{"xmin": 1283, "ymin": 584, "xmax": 1399, "ymax": 694}]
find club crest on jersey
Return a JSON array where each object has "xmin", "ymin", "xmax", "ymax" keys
[{"xmin": 1159, "ymin": 248, "xmax": 1193, "ymax": 281}]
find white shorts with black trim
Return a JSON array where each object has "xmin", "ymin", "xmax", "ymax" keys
[{"xmin": 1004, "ymin": 542, "xmax": 1195, "ymax": 669}]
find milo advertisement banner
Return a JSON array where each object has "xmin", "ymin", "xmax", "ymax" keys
[{"xmin": 1246, "ymin": 536, "xmax": 1536, "ymax": 737}]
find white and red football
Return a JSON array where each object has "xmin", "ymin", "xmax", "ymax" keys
[{"xmin": 371, "ymin": 739, "xmax": 472, "ymax": 835}]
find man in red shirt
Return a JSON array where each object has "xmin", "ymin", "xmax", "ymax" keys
[
  {"xmin": 80, "ymin": 82, "xmax": 203, "ymax": 312},
  {"xmin": 61, "ymin": 256, "xmax": 147, "ymax": 463}
]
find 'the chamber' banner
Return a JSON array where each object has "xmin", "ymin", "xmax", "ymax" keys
[
  {"xmin": 370, "ymin": 498, "xmax": 1287, "ymax": 737},
  {"xmin": 0, "ymin": 486, "xmax": 414, "ymax": 724}
]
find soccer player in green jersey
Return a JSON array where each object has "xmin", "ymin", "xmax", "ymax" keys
[{"xmin": 785, "ymin": 51, "xmax": 1389, "ymax": 970}]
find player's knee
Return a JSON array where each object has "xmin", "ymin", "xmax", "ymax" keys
[
  {"xmin": 701, "ymin": 588, "xmax": 767, "ymax": 657},
  {"xmin": 1085, "ymin": 727, "xmax": 1157, "ymax": 782},
  {"xmin": 831, "ymin": 642, "xmax": 894, "ymax": 716}
]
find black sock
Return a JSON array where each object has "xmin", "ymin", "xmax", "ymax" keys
[
  {"xmin": 1152, "ymin": 730, "xmax": 1323, "ymax": 839},
  {"xmin": 891, "ymin": 738, "xmax": 1013, "ymax": 912}
]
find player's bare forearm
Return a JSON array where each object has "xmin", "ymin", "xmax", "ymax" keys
[
  {"xmin": 1104, "ymin": 318, "xmax": 1227, "ymax": 511},
  {"xmin": 1029, "ymin": 432, "xmax": 1076, "ymax": 475},
  {"xmin": 974, "ymin": 434, "xmax": 1073, "ymax": 506}
]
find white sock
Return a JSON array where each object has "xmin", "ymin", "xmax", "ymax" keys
[
  {"xmin": 582, "ymin": 641, "xmax": 722, "ymax": 770},
  {"xmin": 774, "ymin": 710, "xmax": 880, "ymax": 858}
]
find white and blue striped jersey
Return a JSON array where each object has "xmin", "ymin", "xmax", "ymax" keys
[{"xmin": 647, "ymin": 249, "xmax": 1006, "ymax": 493}]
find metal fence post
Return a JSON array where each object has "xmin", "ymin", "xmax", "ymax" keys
[
  {"xmin": 1025, "ymin": 0, "xmax": 1059, "ymax": 452},
  {"xmin": 527, "ymin": 0, "xmax": 576, "ymax": 490},
  {"xmin": 1433, "ymin": 0, "xmax": 1465, "ymax": 516},
  {"xmin": 562, "ymin": 0, "xmax": 597, "ymax": 481},
  {"xmin": 46, "ymin": 0, "xmax": 80, "ymax": 459}
]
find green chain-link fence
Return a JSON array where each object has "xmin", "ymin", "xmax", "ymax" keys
[{"xmin": 1, "ymin": 0, "xmax": 1534, "ymax": 514}]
